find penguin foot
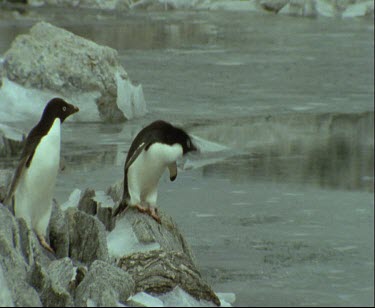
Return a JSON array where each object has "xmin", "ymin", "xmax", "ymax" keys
[
  {"xmin": 148, "ymin": 206, "xmax": 161, "ymax": 224},
  {"xmin": 134, "ymin": 204, "xmax": 161, "ymax": 224},
  {"xmin": 37, "ymin": 234, "xmax": 55, "ymax": 254}
]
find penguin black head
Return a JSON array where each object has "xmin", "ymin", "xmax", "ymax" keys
[
  {"xmin": 42, "ymin": 98, "xmax": 79, "ymax": 123},
  {"xmin": 151, "ymin": 120, "xmax": 196, "ymax": 155},
  {"xmin": 171, "ymin": 127, "xmax": 197, "ymax": 155}
]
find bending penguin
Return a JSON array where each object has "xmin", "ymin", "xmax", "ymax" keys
[
  {"xmin": 4, "ymin": 98, "xmax": 79, "ymax": 253},
  {"xmin": 113, "ymin": 120, "xmax": 197, "ymax": 222}
]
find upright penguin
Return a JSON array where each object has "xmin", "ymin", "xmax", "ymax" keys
[
  {"xmin": 4, "ymin": 98, "xmax": 79, "ymax": 253},
  {"xmin": 113, "ymin": 120, "xmax": 197, "ymax": 222}
]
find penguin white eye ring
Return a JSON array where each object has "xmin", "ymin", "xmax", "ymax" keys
[{"xmin": 62, "ymin": 106, "xmax": 67, "ymax": 111}]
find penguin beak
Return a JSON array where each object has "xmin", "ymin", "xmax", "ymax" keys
[
  {"xmin": 190, "ymin": 142, "xmax": 198, "ymax": 152},
  {"xmin": 73, "ymin": 106, "xmax": 80, "ymax": 113}
]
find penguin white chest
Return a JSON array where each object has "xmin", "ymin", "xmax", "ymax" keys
[
  {"xmin": 15, "ymin": 119, "xmax": 61, "ymax": 235},
  {"xmin": 127, "ymin": 143, "xmax": 183, "ymax": 204}
]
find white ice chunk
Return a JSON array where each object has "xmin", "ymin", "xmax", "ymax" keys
[
  {"xmin": 342, "ymin": 1, "xmax": 374, "ymax": 18},
  {"xmin": 116, "ymin": 71, "xmax": 147, "ymax": 120},
  {"xmin": 94, "ymin": 190, "xmax": 116, "ymax": 208},
  {"xmin": 86, "ymin": 298, "xmax": 97, "ymax": 307},
  {"xmin": 216, "ymin": 292, "xmax": 236, "ymax": 306},
  {"xmin": 129, "ymin": 292, "xmax": 164, "ymax": 307},
  {"xmin": 61, "ymin": 188, "xmax": 81, "ymax": 210},
  {"xmin": 107, "ymin": 217, "xmax": 160, "ymax": 258},
  {"xmin": 158, "ymin": 286, "xmax": 216, "ymax": 307}
]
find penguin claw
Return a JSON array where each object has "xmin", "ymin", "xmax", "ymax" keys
[
  {"xmin": 149, "ymin": 207, "xmax": 161, "ymax": 224},
  {"xmin": 134, "ymin": 204, "xmax": 161, "ymax": 224},
  {"xmin": 37, "ymin": 234, "xmax": 55, "ymax": 254}
]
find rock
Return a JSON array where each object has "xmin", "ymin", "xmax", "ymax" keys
[
  {"xmin": 2, "ymin": 21, "xmax": 147, "ymax": 123},
  {"xmin": 0, "ymin": 123, "xmax": 25, "ymax": 157},
  {"xmin": 112, "ymin": 207, "xmax": 219, "ymax": 306},
  {"xmin": 0, "ymin": 264, "xmax": 14, "ymax": 307},
  {"xmin": 260, "ymin": 0, "xmax": 288, "ymax": 13},
  {"xmin": 0, "ymin": 205, "xmax": 43, "ymax": 307},
  {"xmin": 49, "ymin": 200, "xmax": 70, "ymax": 259},
  {"xmin": 75, "ymin": 260, "xmax": 135, "ymax": 307},
  {"xmin": 1, "ymin": 183, "xmax": 221, "ymax": 307},
  {"xmin": 118, "ymin": 249, "xmax": 220, "ymax": 306},
  {"xmin": 28, "ymin": 258, "xmax": 74, "ymax": 307},
  {"xmin": 65, "ymin": 207, "xmax": 109, "ymax": 264},
  {"xmin": 78, "ymin": 188, "xmax": 116, "ymax": 231}
]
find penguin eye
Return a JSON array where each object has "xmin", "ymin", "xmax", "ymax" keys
[{"xmin": 62, "ymin": 106, "xmax": 67, "ymax": 112}]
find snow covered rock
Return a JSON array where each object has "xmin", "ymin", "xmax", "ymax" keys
[{"xmin": 2, "ymin": 21, "xmax": 147, "ymax": 123}]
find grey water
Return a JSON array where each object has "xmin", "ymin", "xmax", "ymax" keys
[{"xmin": 0, "ymin": 7, "xmax": 374, "ymax": 307}]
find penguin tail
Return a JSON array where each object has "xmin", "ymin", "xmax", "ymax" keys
[{"xmin": 113, "ymin": 199, "xmax": 129, "ymax": 217}]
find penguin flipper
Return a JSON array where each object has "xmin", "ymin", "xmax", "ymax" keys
[
  {"xmin": 3, "ymin": 155, "xmax": 30, "ymax": 209},
  {"xmin": 113, "ymin": 199, "xmax": 129, "ymax": 217},
  {"xmin": 4, "ymin": 133, "xmax": 39, "ymax": 208},
  {"xmin": 168, "ymin": 162, "xmax": 178, "ymax": 181},
  {"xmin": 125, "ymin": 141, "xmax": 152, "ymax": 170}
]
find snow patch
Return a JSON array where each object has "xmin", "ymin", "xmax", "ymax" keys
[
  {"xmin": 107, "ymin": 217, "xmax": 160, "ymax": 258},
  {"xmin": 61, "ymin": 188, "xmax": 81, "ymax": 210},
  {"xmin": 93, "ymin": 190, "xmax": 116, "ymax": 208},
  {"xmin": 129, "ymin": 292, "xmax": 164, "ymax": 307}
]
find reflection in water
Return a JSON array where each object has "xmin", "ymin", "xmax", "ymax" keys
[{"xmin": 198, "ymin": 111, "xmax": 374, "ymax": 191}]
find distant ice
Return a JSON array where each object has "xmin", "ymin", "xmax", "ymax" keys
[{"xmin": 107, "ymin": 217, "xmax": 160, "ymax": 258}]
